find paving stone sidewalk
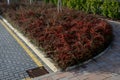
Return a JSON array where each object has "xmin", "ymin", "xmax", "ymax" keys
[
  {"xmin": 0, "ymin": 22, "xmax": 39, "ymax": 79},
  {"xmin": 33, "ymin": 21, "xmax": 120, "ymax": 80}
]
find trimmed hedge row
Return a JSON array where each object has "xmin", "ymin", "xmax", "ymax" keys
[{"xmin": 45, "ymin": 0, "xmax": 120, "ymax": 19}]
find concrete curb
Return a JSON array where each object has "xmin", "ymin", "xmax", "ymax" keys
[
  {"xmin": 107, "ymin": 20, "xmax": 120, "ymax": 24},
  {"xmin": 66, "ymin": 41, "xmax": 112, "ymax": 71},
  {"xmin": 0, "ymin": 16, "xmax": 114, "ymax": 73},
  {"xmin": 65, "ymin": 20, "xmax": 113, "ymax": 71},
  {"xmin": 0, "ymin": 16, "xmax": 60, "ymax": 72}
]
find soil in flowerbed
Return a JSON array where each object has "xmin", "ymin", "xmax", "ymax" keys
[{"xmin": 0, "ymin": 3, "xmax": 113, "ymax": 69}]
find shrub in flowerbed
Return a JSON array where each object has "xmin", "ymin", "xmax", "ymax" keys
[
  {"xmin": 46, "ymin": 0, "xmax": 120, "ymax": 19},
  {"xmin": 0, "ymin": 4, "xmax": 113, "ymax": 69},
  {"xmin": 40, "ymin": 13, "xmax": 113, "ymax": 69}
]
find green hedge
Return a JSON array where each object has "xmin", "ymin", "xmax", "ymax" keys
[{"xmin": 45, "ymin": 0, "xmax": 120, "ymax": 19}]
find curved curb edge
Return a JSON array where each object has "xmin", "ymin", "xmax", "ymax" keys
[{"xmin": 0, "ymin": 16, "xmax": 113, "ymax": 72}]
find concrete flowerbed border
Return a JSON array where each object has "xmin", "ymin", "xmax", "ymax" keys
[{"xmin": 0, "ymin": 16, "xmax": 113, "ymax": 72}]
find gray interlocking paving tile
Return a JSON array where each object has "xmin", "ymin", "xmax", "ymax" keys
[
  {"xmin": 106, "ymin": 75, "xmax": 120, "ymax": 80},
  {"xmin": 0, "ymin": 22, "xmax": 39, "ymax": 79}
]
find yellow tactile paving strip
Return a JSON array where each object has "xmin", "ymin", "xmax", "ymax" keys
[{"xmin": 22, "ymin": 77, "xmax": 31, "ymax": 80}]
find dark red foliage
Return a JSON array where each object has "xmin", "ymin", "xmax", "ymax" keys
[{"xmin": 1, "ymin": 4, "xmax": 113, "ymax": 69}]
